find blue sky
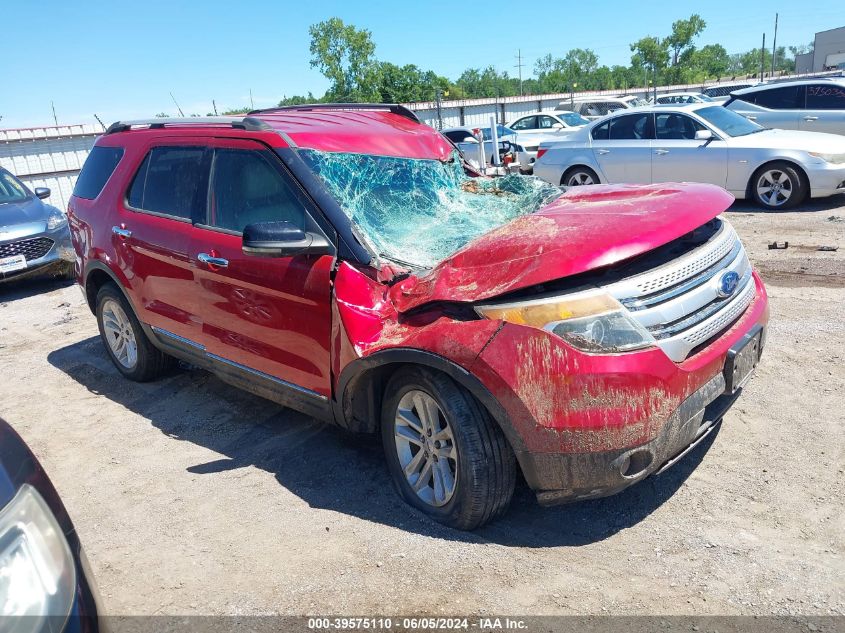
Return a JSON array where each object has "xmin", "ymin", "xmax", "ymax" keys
[{"xmin": 2, "ymin": 0, "xmax": 842, "ymax": 128}]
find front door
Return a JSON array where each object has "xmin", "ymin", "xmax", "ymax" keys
[
  {"xmin": 589, "ymin": 112, "xmax": 653, "ymax": 183},
  {"xmin": 191, "ymin": 140, "xmax": 335, "ymax": 398},
  {"xmin": 651, "ymin": 112, "xmax": 728, "ymax": 188}
]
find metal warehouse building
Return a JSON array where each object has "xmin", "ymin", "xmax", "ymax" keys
[{"xmin": 795, "ymin": 26, "xmax": 845, "ymax": 73}]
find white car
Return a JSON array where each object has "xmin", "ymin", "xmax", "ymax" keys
[
  {"xmin": 654, "ymin": 92, "xmax": 715, "ymax": 104},
  {"xmin": 533, "ymin": 102, "xmax": 845, "ymax": 210},
  {"xmin": 559, "ymin": 95, "xmax": 649, "ymax": 121},
  {"xmin": 442, "ymin": 124, "xmax": 558, "ymax": 174},
  {"xmin": 507, "ymin": 110, "xmax": 589, "ymax": 134}
]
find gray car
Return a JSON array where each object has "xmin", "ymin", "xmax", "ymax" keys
[
  {"xmin": 0, "ymin": 168, "xmax": 74, "ymax": 283},
  {"xmin": 533, "ymin": 103, "xmax": 845, "ymax": 210},
  {"xmin": 725, "ymin": 78, "xmax": 845, "ymax": 135}
]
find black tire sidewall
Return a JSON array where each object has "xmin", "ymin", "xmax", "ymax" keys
[
  {"xmin": 751, "ymin": 162, "xmax": 806, "ymax": 210},
  {"xmin": 562, "ymin": 166, "xmax": 598, "ymax": 187},
  {"xmin": 95, "ymin": 284, "xmax": 156, "ymax": 381},
  {"xmin": 380, "ymin": 369, "xmax": 499, "ymax": 528}
]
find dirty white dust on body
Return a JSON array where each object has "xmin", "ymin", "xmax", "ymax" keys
[{"xmin": 0, "ymin": 200, "xmax": 842, "ymax": 616}]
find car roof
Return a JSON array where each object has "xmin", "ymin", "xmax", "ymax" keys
[
  {"xmin": 733, "ymin": 78, "xmax": 845, "ymax": 94},
  {"xmin": 104, "ymin": 105, "xmax": 454, "ymax": 161}
]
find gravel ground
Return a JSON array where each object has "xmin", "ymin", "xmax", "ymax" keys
[{"xmin": 0, "ymin": 197, "xmax": 843, "ymax": 617}]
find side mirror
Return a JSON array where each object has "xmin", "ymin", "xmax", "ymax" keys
[
  {"xmin": 552, "ymin": 123, "xmax": 564, "ymax": 130},
  {"xmin": 242, "ymin": 221, "xmax": 332, "ymax": 258},
  {"xmin": 35, "ymin": 187, "xmax": 51, "ymax": 200},
  {"xmin": 695, "ymin": 129, "xmax": 714, "ymax": 141}
]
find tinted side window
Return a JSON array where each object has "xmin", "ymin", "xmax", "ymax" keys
[
  {"xmin": 608, "ymin": 113, "xmax": 652, "ymax": 140},
  {"xmin": 538, "ymin": 116, "xmax": 558, "ymax": 129},
  {"xmin": 591, "ymin": 121, "xmax": 610, "ymax": 140},
  {"xmin": 806, "ymin": 84, "xmax": 845, "ymax": 110},
  {"xmin": 655, "ymin": 113, "xmax": 705, "ymax": 140},
  {"xmin": 127, "ymin": 147, "xmax": 207, "ymax": 219},
  {"xmin": 750, "ymin": 85, "xmax": 803, "ymax": 109},
  {"xmin": 208, "ymin": 149, "xmax": 306, "ymax": 232},
  {"xmin": 511, "ymin": 116, "xmax": 537, "ymax": 130},
  {"xmin": 73, "ymin": 146, "xmax": 124, "ymax": 200}
]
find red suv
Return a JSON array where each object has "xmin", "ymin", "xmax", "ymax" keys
[{"xmin": 68, "ymin": 104, "xmax": 768, "ymax": 529}]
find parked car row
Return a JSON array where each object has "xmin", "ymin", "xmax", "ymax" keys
[{"xmin": 533, "ymin": 102, "xmax": 845, "ymax": 210}]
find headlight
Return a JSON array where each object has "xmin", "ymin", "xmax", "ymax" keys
[
  {"xmin": 0, "ymin": 485, "xmax": 76, "ymax": 622},
  {"xmin": 809, "ymin": 152, "xmax": 845, "ymax": 165},
  {"xmin": 475, "ymin": 288, "xmax": 656, "ymax": 353},
  {"xmin": 46, "ymin": 210, "xmax": 67, "ymax": 230}
]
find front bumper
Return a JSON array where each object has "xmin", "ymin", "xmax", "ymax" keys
[
  {"xmin": 469, "ymin": 272, "xmax": 769, "ymax": 503},
  {"xmin": 0, "ymin": 224, "xmax": 73, "ymax": 283},
  {"xmin": 807, "ymin": 161, "xmax": 845, "ymax": 198}
]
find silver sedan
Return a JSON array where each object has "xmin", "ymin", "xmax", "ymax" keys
[{"xmin": 533, "ymin": 103, "xmax": 845, "ymax": 210}]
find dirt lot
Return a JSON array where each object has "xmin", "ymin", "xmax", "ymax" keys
[{"xmin": 1, "ymin": 199, "xmax": 843, "ymax": 617}]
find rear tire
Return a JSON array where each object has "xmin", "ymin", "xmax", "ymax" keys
[
  {"xmin": 381, "ymin": 367, "xmax": 516, "ymax": 530},
  {"xmin": 562, "ymin": 166, "xmax": 599, "ymax": 187},
  {"xmin": 95, "ymin": 283, "xmax": 174, "ymax": 382},
  {"xmin": 750, "ymin": 161, "xmax": 807, "ymax": 210}
]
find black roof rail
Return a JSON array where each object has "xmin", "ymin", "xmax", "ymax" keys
[
  {"xmin": 248, "ymin": 103, "xmax": 420, "ymax": 123},
  {"xmin": 104, "ymin": 116, "xmax": 273, "ymax": 135}
]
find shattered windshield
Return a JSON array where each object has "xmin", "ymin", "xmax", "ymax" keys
[{"xmin": 299, "ymin": 150, "xmax": 563, "ymax": 269}]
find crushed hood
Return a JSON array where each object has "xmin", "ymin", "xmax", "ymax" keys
[{"xmin": 389, "ymin": 182, "xmax": 734, "ymax": 312}]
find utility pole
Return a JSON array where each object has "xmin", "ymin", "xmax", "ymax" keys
[
  {"xmin": 250, "ymin": 89, "xmax": 254, "ymax": 110},
  {"xmin": 771, "ymin": 13, "xmax": 779, "ymax": 75},
  {"xmin": 514, "ymin": 49, "xmax": 525, "ymax": 96},
  {"xmin": 212, "ymin": 100, "xmax": 218, "ymax": 116},
  {"xmin": 51, "ymin": 101, "xmax": 58, "ymax": 126},
  {"xmin": 435, "ymin": 89, "xmax": 443, "ymax": 131},
  {"xmin": 760, "ymin": 33, "xmax": 766, "ymax": 78}
]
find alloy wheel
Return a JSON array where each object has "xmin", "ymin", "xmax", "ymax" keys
[
  {"xmin": 101, "ymin": 299, "xmax": 138, "ymax": 369},
  {"xmin": 393, "ymin": 390, "xmax": 458, "ymax": 507},
  {"xmin": 567, "ymin": 171, "xmax": 595, "ymax": 186},
  {"xmin": 756, "ymin": 169, "xmax": 793, "ymax": 207}
]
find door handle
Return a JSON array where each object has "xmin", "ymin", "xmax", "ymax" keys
[
  {"xmin": 197, "ymin": 253, "xmax": 229, "ymax": 268},
  {"xmin": 595, "ymin": 149, "xmax": 610, "ymax": 155},
  {"xmin": 112, "ymin": 226, "xmax": 132, "ymax": 239},
  {"xmin": 654, "ymin": 149, "xmax": 670, "ymax": 155},
  {"xmin": 803, "ymin": 116, "xmax": 818, "ymax": 121}
]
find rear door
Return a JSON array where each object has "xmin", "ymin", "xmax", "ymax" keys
[
  {"xmin": 589, "ymin": 112, "xmax": 653, "ymax": 183},
  {"xmin": 651, "ymin": 112, "xmax": 728, "ymax": 187},
  {"xmin": 732, "ymin": 85, "xmax": 804, "ymax": 129},
  {"xmin": 191, "ymin": 139, "xmax": 336, "ymax": 398},
  {"xmin": 802, "ymin": 83, "xmax": 845, "ymax": 134},
  {"xmin": 114, "ymin": 140, "xmax": 210, "ymax": 344}
]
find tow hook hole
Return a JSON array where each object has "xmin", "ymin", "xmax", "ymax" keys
[{"xmin": 620, "ymin": 449, "xmax": 654, "ymax": 479}]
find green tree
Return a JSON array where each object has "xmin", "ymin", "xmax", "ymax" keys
[
  {"xmin": 308, "ymin": 18, "xmax": 379, "ymax": 102},
  {"xmin": 666, "ymin": 14, "xmax": 707, "ymax": 66}
]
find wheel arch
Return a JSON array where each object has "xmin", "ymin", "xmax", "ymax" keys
[
  {"xmin": 746, "ymin": 158, "xmax": 811, "ymax": 200},
  {"xmin": 83, "ymin": 261, "xmax": 135, "ymax": 315},
  {"xmin": 334, "ymin": 349, "xmax": 528, "ymax": 458},
  {"xmin": 561, "ymin": 164, "xmax": 601, "ymax": 186}
]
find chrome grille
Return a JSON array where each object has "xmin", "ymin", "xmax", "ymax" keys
[
  {"xmin": 0, "ymin": 237, "xmax": 54, "ymax": 261},
  {"xmin": 604, "ymin": 219, "xmax": 755, "ymax": 362}
]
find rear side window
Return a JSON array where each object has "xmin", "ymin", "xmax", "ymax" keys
[
  {"xmin": 806, "ymin": 84, "xmax": 845, "ymax": 110},
  {"xmin": 127, "ymin": 147, "xmax": 207, "ymax": 220},
  {"xmin": 73, "ymin": 146, "xmax": 124, "ymax": 199},
  {"xmin": 746, "ymin": 85, "xmax": 803, "ymax": 109},
  {"xmin": 607, "ymin": 113, "xmax": 652, "ymax": 140}
]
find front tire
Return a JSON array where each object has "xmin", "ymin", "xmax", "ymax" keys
[
  {"xmin": 95, "ymin": 283, "xmax": 174, "ymax": 382},
  {"xmin": 381, "ymin": 367, "xmax": 516, "ymax": 530},
  {"xmin": 750, "ymin": 161, "xmax": 807, "ymax": 210},
  {"xmin": 562, "ymin": 166, "xmax": 599, "ymax": 187}
]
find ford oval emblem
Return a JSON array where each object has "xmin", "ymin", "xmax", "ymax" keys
[{"xmin": 717, "ymin": 271, "xmax": 740, "ymax": 298}]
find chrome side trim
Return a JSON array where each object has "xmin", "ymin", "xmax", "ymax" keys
[
  {"xmin": 151, "ymin": 327, "xmax": 327, "ymax": 402},
  {"xmin": 207, "ymin": 353, "xmax": 328, "ymax": 401},
  {"xmin": 151, "ymin": 326, "xmax": 206, "ymax": 351}
]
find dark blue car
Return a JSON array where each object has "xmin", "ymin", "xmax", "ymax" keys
[{"xmin": 0, "ymin": 168, "xmax": 74, "ymax": 283}]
